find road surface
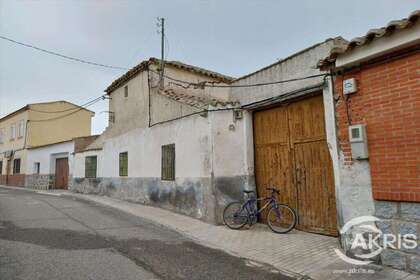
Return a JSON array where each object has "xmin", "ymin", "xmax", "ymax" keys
[{"xmin": 0, "ymin": 187, "xmax": 293, "ymax": 280}]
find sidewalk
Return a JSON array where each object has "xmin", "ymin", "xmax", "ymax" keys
[{"xmin": 3, "ymin": 186, "xmax": 418, "ymax": 280}]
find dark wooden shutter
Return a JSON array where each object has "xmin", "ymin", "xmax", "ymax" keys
[
  {"xmin": 85, "ymin": 156, "xmax": 97, "ymax": 178},
  {"xmin": 13, "ymin": 159, "xmax": 21, "ymax": 174},
  {"xmin": 161, "ymin": 144, "xmax": 175, "ymax": 181},
  {"xmin": 119, "ymin": 152, "xmax": 128, "ymax": 177}
]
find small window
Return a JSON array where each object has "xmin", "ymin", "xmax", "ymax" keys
[
  {"xmin": 119, "ymin": 152, "xmax": 128, "ymax": 177},
  {"xmin": 124, "ymin": 85, "xmax": 128, "ymax": 98},
  {"xmin": 10, "ymin": 124, "xmax": 16, "ymax": 140},
  {"xmin": 33, "ymin": 162, "xmax": 40, "ymax": 174},
  {"xmin": 85, "ymin": 156, "xmax": 97, "ymax": 178},
  {"xmin": 351, "ymin": 127, "xmax": 360, "ymax": 139},
  {"xmin": 161, "ymin": 144, "xmax": 175, "ymax": 181},
  {"xmin": 109, "ymin": 112, "xmax": 115, "ymax": 124},
  {"xmin": 0, "ymin": 160, "xmax": 3, "ymax": 175},
  {"xmin": 0, "ymin": 128, "xmax": 4, "ymax": 144},
  {"xmin": 13, "ymin": 158, "xmax": 21, "ymax": 174},
  {"xmin": 17, "ymin": 120, "xmax": 24, "ymax": 138}
]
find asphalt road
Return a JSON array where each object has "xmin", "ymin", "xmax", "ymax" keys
[{"xmin": 0, "ymin": 187, "xmax": 293, "ymax": 280}]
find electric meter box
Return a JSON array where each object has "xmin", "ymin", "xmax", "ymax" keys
[
  {"xmin": 348, "ymin": 124, "xmax": 369, "ymax": 160},
  {"xmin": 343, "ymin": 78, "xmax": 357, "ymax": 95}
]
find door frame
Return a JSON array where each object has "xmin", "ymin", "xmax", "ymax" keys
[
  {"xmin": 54, "ymin": 157, "xmax": 69, "ymax": 189},
  {"xmin": 251, "ymin": 92, "xmax": 338, "ymax": 236}
]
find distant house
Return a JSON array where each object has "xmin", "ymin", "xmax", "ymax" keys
[
  {"xmin": 319, "ymin": 10, "xmax": 420, "ymax": 273},
  {"xmin": 0, "ymin": 101, "xmax": 94, "ymax": 189}
]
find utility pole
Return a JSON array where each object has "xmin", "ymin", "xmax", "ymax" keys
[{"xmin": 157, "ymin": 17, "xmax": 165, "ymax": 89}]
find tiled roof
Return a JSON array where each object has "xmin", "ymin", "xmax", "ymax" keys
[
  {"xmin": 318, "ymin": 10, "xmax": 420, "ymax": 68},
  {"xmin": 105, "ymin": 58, "xmax": 234, "ymax": 94},
  {"xmin": 73, "ymin": 135, "xmax": 100, "ymax": 153},
  {"xmin": 158, "ymin": 88, "xmax": 239, "ymax": 109}
]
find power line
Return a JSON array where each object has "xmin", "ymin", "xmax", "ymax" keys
[
  {"xmin": 149, "ymin": 82, "xmax": 327, "ymax": 127},
  {"xmin": 149, "ymin": 68, "xmax": 327, "ymax": 88},
  {"xmin": 0, "ymin": 34, "xmax": 328, "ymax": 89},
  {"xmin": 29, "ymin": 96, "xmax": 106, "ymax": 113},
  {"xmin": 0, "ymin": 35, "xmax": 129, "ymax": 70}
]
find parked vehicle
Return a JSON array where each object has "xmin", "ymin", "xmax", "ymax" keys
[{"xmin": 222, "ymin": 187, "xmax": 297, "ymax": 233}]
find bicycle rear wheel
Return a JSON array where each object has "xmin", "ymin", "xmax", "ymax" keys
[
  {"xmin": 223, "ymin": 202, "xmax": 248, "ymax": 230},
  {"xmin": 267, "ymin": 205, "xmax": 296, "ymax": 234}
]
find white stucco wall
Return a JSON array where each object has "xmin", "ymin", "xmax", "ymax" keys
[
  {"xmin": 73, "ymin": 105, "xmax": 251, "ymax": 185},
  {"xmin": 210, "ymin": 109, "xmax": 251, "ymax": 178},
  {"xmin": 75, "ymin": 114, "xmax": 213, "ymax": 179},
  {"xmin": 230, "ymin": 39, "xmax": 338, "ymax": 105},
  {"xmin": 72, "ymin": 149, "xmax": 103, "ymax": 178},
  {"xmin": 26, "ymin": 141, "xmax": 74, "ymax": 175}
]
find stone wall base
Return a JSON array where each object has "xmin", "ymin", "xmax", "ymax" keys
[
  {"xmin": 375, "ymin": 200, "xmax": 420, "ymax": 274},
  {"xmin": 25, "ymin": 174, "xmax": 55, "ymax": 190},
  {"xmin": 70, "ymin": 175, "xmax": 253, "ymax": 224}
]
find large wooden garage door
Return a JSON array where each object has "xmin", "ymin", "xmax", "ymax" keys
[{"xmin": 253, "ymin": 94, "xmax": 337, "ymax": 236}]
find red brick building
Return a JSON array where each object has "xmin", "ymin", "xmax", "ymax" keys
[
  {"xmin": 319, "ymin": 10, "xmax": 420, "ymax": 272},
  {"xmin": 334, "ymin": 49, "xmax": 419, "ymax": 201}
]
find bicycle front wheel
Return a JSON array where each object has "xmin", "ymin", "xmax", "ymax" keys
[
  {"xmin": 223, "ymin": 202, "xmax": 248, "ymax": 230},
  {"xmin": 267, "ymin": 205, "xmax": 296, "ymax": 234}
]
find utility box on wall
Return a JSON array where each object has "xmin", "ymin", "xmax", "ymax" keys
[
  {"xmin": 343, "ymin": 78, "xmax": 357, "ymax": 95},
  {"xmin": 349, "ymin": 124, "xmax": 369, "ymax": 160}
]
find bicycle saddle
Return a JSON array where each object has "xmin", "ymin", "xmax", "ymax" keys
[{"xmin": 243, "ymin": 190, "xmax": 254, "ymax": 193}]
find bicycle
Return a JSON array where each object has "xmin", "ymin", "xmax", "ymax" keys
[{"xmin": 222, "ymin": 187, "xmax": 297, "ymax": 234}]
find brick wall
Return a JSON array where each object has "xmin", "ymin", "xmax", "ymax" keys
[
  {"xmin": 6, "ymin": 174, "xmax": 26, "ymax": 187},
  {"xmin": 334, "ymin": 51, "xmax": 420, "ymax": 202},
  {"xmin": 0, "ymin": 175, "xmax": 6, "ymax": 185}
]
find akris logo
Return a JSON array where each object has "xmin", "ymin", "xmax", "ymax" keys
[{"xmin": 335, "ymin": 216, "xmax": 417, "ymax": 265}]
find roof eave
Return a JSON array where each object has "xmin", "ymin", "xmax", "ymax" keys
[{"xmin": 318, "ymin": 10, "xmax": 420, "ymax": 69}]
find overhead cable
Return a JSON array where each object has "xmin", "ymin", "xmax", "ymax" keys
[
  {"xmin": 0, "ymin": 35, "xmax": 129, "ymax": 70},
  {"xmin": 148, "ymin": 69, "xmax": 328, "ymax": 89},
  {"xmin": 1, "ymin": 35, "xmax": 329, "ymax": 88}
]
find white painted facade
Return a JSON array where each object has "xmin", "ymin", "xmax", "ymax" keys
[
  {"xmin": 26, "ymin": 141, "xmax": 74, "ymax": 176},
  {"xmin": 72, "ymin": 149, "xmax": 103, "ymax": 179}
]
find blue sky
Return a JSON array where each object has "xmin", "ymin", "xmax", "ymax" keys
[{"xmin": 0, "ymin": 0, "xmax": 418, "ymax": 134}]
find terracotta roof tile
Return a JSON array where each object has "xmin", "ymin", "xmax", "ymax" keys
[
  {"xmin": 158, "ymin": 88, "xmax": 239, "ymax": 109},
  {"xmin": 318, "ymin": 10, "xmax": 420, "ymax": 68},
  {"xmin": 105, "ymin": 58, "xmax": 234, "ymax": 94}
]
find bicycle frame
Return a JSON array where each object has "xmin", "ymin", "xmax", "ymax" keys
[{"xmin": 241, "ymin": 193, "xmax": 279, "ymax": 224}]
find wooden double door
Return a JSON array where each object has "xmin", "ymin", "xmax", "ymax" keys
[
  {"xmin": 253, "ymin": 94, "xmax": 337, "ymax": 236},
  {"xmin": 55, "ymin": 157, "xmax": 69, "ymax": 189}
]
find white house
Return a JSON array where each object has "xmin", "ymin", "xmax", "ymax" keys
[
  {"xmin": 70, "ymin": 58, "xmax": 241, "ymax": 223},
  {"xmin": 25, "ymin": 140, "xmax": 75, "ymax": 190},
  {"xmin": 69, "ymin": 39, "xmax": 362, "ymax": 233}
]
